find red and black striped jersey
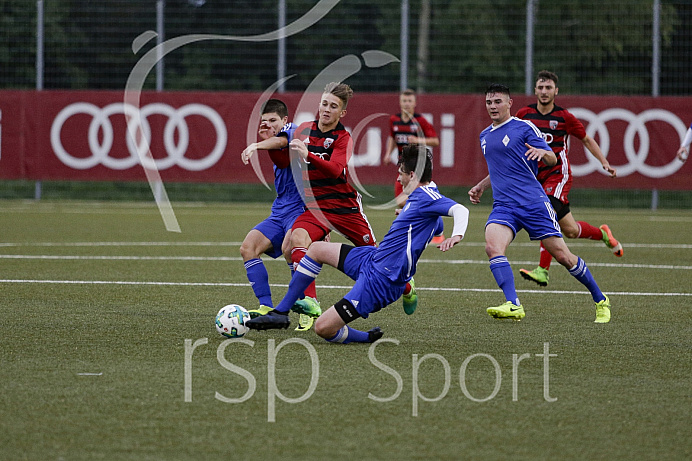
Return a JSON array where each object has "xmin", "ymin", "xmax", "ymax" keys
[
  {"xmin": 294, "ymin": 120, "xmax": 362, "ymax": 215},
  {"xmin": 389, "ymin": 113, "xmax": 437, "ymax": 154},
  {"xmin": 516, "ymin": 104, "xmax": 587, "ymax": 183}
]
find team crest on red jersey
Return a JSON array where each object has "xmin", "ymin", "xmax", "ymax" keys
[
  {"xmin": 323, "ymin": 138, "xmax": 334, "ymax": 149},
  {"xmin": 549, "ymin": 120, "xmax": 558, "ymax": 130},
  {"xmin": 362, "ymin": 234, "xmax": 370, "ymax": 243}
]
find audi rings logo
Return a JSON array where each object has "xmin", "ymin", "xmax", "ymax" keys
[
  {"xmin": 51, "ymin": 102, "xmax": 227, "ymax": 171},
  {"xmin": 570, "ymin": 108, "xmax": 687, "ymax": 178}
]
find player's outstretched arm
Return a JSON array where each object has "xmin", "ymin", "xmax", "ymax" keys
[
  {"xmin": 524, "ymin": 143, "xmax": 556, "ymax": 166},
  {"xmin": 438, "ymin": 203, "xmax": 469, "ymax": 252},
  {"xmin": 383, "ymin": 136, "xmax": 396, "ymax": 165},
  {"xmin": 677, "ymin": 126, "xmax": 692, "ymax": 162},
  {"xmin": 582, "ymin": 135, "xmax": 616, "ymax": 178},
  {"xmin": 240, "ymin": 128, "xmax": 288, "ymax": 165}
]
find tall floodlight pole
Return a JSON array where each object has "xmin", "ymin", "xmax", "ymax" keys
[
  {"xmin": 156, "ymin": 0, "xmax": 165, "ymax": 91},
  {"xmin": 525, "ymin": 0, "xmax": 536, "ymax": 95},
  {"xmin": 400, "ymin": 0, "xmax": 409, "ymax": 91},
  {"xmin": 278, "ymin": 0, "xmax": 287, "ymax": 93},
  {"xmin": 35, "ymin": 0, "xmax": 44, "ymax": 200},
  {"xmin": 652, "ymin": 0, "xmax": 661, "ymax": 97}
]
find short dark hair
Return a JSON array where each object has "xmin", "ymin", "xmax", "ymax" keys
[
  {"xmin": 324, "ymin": 82, "xmax": 354, "ymax": 109},
  {"xmin": 536, "ymin": 70, "xmax": 558, "ymax": 85},
  {"xmin": 401, "ymin": 88, "xmax": 416, "ymax": 97},
  {"xmin": 485, "ymin": 83, "xmax": 511, "ymax": 98},
  {"xmin": 261, "ymin": 99, "xmax": 289, "ymax": 118},
  {"xmin": 398, "ymin": 144, "xmax": 433, "ymax": 184}
]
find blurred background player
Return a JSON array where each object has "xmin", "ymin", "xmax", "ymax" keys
[
  {"xmin": 677, "ymin": 120, "xmax": 692, "ymax": 162},
  {"xmin": 284, "ymin": 82, "xmax": 381, "ymax": 319},
  {"xmin": 383, "ymin": 88, "xmax": 444, "ymax": 244},
  {"xmin": 516, "ymin": 70, "xmax": 622, "ymax": 288},
  {"xmin": 246, "ymin": 144, "xmax": 469, "ymax": 341},
  {"xmin": 469, "ymin": 83, "xmax": 611, "ymax": 323},
  {"xmin": 239, "ymin": 99, "xmax": 314, "ymax": 332}
]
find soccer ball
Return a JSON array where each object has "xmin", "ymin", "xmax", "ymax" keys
[{"xmin": 215, "ymin": 304, "xmax": 251, "ymax": 338}]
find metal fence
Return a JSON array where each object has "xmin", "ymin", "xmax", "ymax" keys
[{"xmin": 2, "ymin": 0, "xmax": 691, "ymax": 95}]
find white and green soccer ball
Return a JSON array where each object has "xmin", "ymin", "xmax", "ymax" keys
[{"xmin": 215, "ymin": 304, "xmax": 251, "ymax": 338}]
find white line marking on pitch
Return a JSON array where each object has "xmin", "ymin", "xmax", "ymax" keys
[
  {"xmin": 1, "ymin": 254, "xmax": 690, "ymax": 270},
  {"xmin": 0, "ymin": 279, "xmax": 689, "ymax": 296}
]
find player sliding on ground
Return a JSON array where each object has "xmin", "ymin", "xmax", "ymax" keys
[{"xmin": 246, "ymin": 144, "xmax": 470, "ymax": 343}]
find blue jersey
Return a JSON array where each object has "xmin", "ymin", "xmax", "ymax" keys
[
  {"xmin": 479, "ymin": 117, "xmax": 552, "ymax": 206},
  {"xmin": 371, "ymin": 185, "xmax": 455, "ymax": 283},
  {"xmin": 271, "ymin": 122, "xmax": 303, "ymax": 213}
]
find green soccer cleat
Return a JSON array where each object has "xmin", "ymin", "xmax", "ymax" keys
[
  {"xmin": 291, "ymin": 296, "xmax": 322, "ymax": 318},
  {"xmin": 247, "ymin": 304, "xmax": 273, "ymax": 319},
  {"xmin": 294, "ymin": 314, "xmax": 315, "ymax": 332},
  {"xmin": 594, "ymin": 295, "xmax": 611, "ymax": 323},
  {"xmin": 600, "ymin": 224, "xmax": 623, "ymax": 257},
  {"xmin": 519, "ymin": 266, "xmax": 549, "ymax": 287},
  {"xmin": 487, "ymin": 301, "xmax": 525, "ymax": 321},
  {"xmin": 403, "ymin": 278, "xmax": 418, "ymax": 315}
]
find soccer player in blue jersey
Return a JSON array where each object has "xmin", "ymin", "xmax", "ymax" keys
[
  {"xmin": 239, "ymin": 99, "xmax": 315, "ymax": 332},
  {"xmin": 468, "ymin": 84, "xmax": 611, "ymax": 323},
  {"xmin": 246, "ymin": 144, "xmax": 470, "ymax": 342}
]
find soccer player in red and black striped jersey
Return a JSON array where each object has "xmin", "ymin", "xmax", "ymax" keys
[
  {"xmin": 516, "ymin": 70, "xmax": 622, "ymax": 287},
  {"xmin": 384, "ymin": 89, "xmax": 439, "ymax": 200},
  {"xmin": 286, "ymin": 82, "xmax": 377, "ymax": 316},
  {"xmin": 384, "ymin": 89, "xmax": 444, "ymax": 244}
]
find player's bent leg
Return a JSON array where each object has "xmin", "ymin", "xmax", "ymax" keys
[
  {"xmin": 317, "ymin": 301, "xmax": 383, "ymax": 344},
  {"xmin": 240, "ymin": 230, "xmax": 275, "ymax": 309}
]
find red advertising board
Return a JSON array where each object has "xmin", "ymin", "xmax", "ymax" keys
[{"xmin": 1, "ymin": 90, "xmax": 690, "ymax": 190}]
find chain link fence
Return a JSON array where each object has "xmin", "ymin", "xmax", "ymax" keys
[{"xmin": 2, "ymin": 0, "xmax": 691, "ymax": 95}]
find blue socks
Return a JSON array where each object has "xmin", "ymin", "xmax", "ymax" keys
[
  {"xmin": 244, "ymin": 258, "xmax": 273, "ymax": 308},
  {"xmin": 490, "ymin": 256, "xmax": 520, "ymax": 305},
  {"xmin": 569, "ymin": 257, "xmax": 605, "ymax": 303},
  {"xmin": 327, "ymin": 326, "xmax": 369, "ymax": 344},
  {"xmin": 274, "ymin": 255, "xmax": 322, "ymax": 313}
]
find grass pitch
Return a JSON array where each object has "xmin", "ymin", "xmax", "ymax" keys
[{"xmin": 0, "ymin": 199, "xmax": 690, "ymax": 460}]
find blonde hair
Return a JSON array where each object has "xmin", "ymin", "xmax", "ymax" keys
[{"xmin": 324, "ymin": 82, "xmax": 353, "ymax": 109}]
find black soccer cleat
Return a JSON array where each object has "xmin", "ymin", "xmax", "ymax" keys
[
  {"xmin": 246, "ymin": 310, "xmax": 290, "ymax": 330},
  {"xmin": 367, "ymin": 327, "xmax": 384, "ymax": 343}
]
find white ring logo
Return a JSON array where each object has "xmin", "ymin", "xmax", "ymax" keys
[
  {"xmin": 570, "ymin": 108, "xmax": 686, "ymax": 178},
  {"xmin": 51, "ymin": 102, "xmax": 227, "ymax": 171}
]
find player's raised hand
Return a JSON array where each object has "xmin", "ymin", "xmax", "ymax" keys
[
  {"xmin": 437, "ymin": 235, "xmax": 462, "ymax": 252},
  {"xmin": 289, "ymin": 138, "xmax": 309, "ymax": 160},
  {"xmin": 241, "ymin": 143, "xmax": 257, "ymax": 165}
]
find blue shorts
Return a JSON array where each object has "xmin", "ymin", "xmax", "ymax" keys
[
  {"xmin": 487, "ymin": 201, "xmax": 562, "ymax": 241},
  {"xmin": 253, "ymin": 207, "xmax": 303, "ymax": 259},
  {"xmin": 340, "ymin": 246, "xmax": 407, "ymax": 319}
]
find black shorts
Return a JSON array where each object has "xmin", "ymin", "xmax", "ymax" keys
[{"xmin": 548, "ymin": 195, "xmax": 571, "ymax": 221}]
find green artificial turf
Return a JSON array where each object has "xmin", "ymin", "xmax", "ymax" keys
[{"xmin": 0, "ymin": 200, "xmax": 690, "ymax": 460}]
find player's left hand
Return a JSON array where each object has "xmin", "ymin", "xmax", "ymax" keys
[
  {"xmin": 602, "ymin": 162, "xmax": 617, "ymax": 178},
  {"xmin": 677, "ymin": 146, "xmax": 689, "ymax": 163},
  {"xmin": 289, "ymin": 138, "xmax": 309, "ymax": 160},
  {"xmin": 437, "ymin": 235, "xmax": 462, "ymax": 252},
  {"xmin": 524, "ymin": 143, "xmax": 549, "ymax": 161}
]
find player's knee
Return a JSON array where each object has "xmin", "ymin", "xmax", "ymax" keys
[
  {"xmin": 239, "ymin": 239, "xmax": 256, "ymax": 260},
  {"xmin": 314, "ymin": 317, "xmax": 335, "ymax": 339},
  {"xmin": 562, "ymin": 227, "xmax": 579, "ymax": 239}
]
